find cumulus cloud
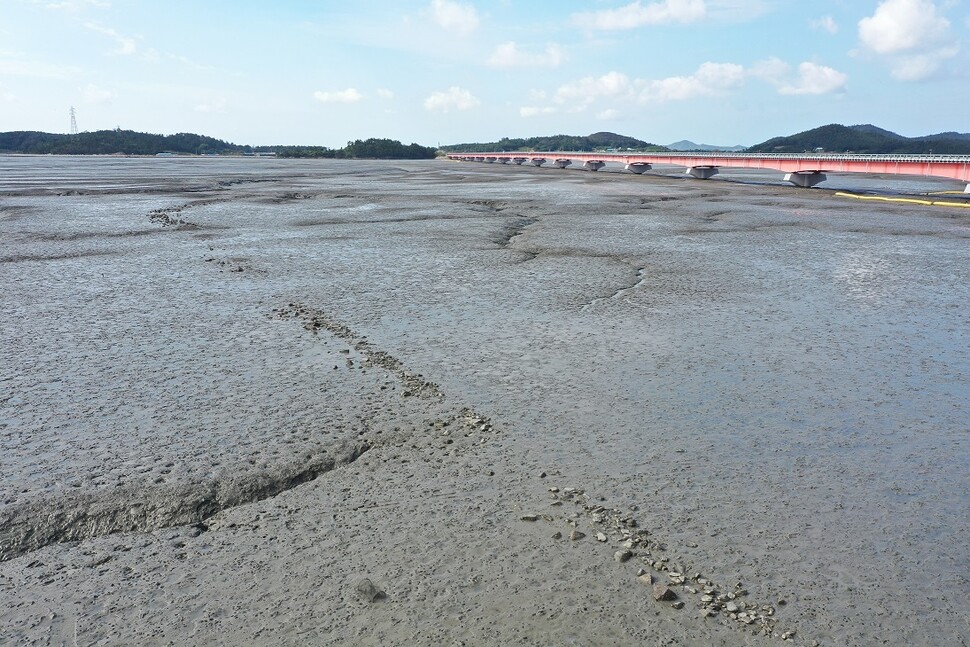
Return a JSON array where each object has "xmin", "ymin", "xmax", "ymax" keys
[
  {"xmin": 84, "ymin": 22, "xmax": 136, "ymax": 55},
  {"xmin": 424, "ymin": 86, "xmax": 479, "ymax": 113},
  {"xmin": 520, "ymin": 106, "xmax": 557, "ymax": 118},
  {"xmin": 555, "ymin": 71, "xmax": 633, "ymax": 106},
  {"xmin": 82, "ymin": 83, "xmax": 116, "ymax": 104},
  {"xmin": 858, "ymin": 0, "xmax": 956, "ymax": 80},
  {"xmin": 376, "ymin": 88, "xmax": 394, "ymax": 99},
  {"xmin": 597, "ymin": 108, "xmax": 620, "ymax": 120},
  {"xmin": 431, "ymin": 0, "xmax": 479, "ymax": 35},
  {"xmin": 313, "ymin": 88, "xmax": 363, "ymax": 104},
  {"xmin": 487, "ymin": 42, "xmax": 565, "ymax": 69},
  {"xmin": 194, "ymin": 98, "xmax": 227, "ymax": 113},
  {"xmin": 811, "ymin": 15, "xmax": 838, "ymax": 34},
  {"xmin": 777, "ymin": 62, "xmax": 847, "ymax": 95},
  {"xmin": 751, "ymin": 57, "xmax": 848, "ymax": 95},
  {"xmin": 572, "ymin": 0, "xmax": 707, "ymax": 30},
  {"xmin": 0, "ymin": 52, "xmax": 78, "ymax": 79},
  {"xmin": 638, "ymin": 62, "xmax": 745, "ymax": 102}
]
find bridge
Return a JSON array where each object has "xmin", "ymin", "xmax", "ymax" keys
[{"xmin": 446, "ymin": 152, "xmax": 970, "ymax": 192}]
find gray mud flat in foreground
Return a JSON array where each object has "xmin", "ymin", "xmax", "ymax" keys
[{"xmin": 1, "ymin": 156, "xmax": 968, "ymax": 646}]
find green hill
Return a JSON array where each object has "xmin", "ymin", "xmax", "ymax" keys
[
  {"xmin": 0, "ymin": 129, "xmax": 245, "ymax": 155},
  {"xmin": 443, "ymin": 131, "xmax": 666, "ymax": 153},
  {"xmin": 747, "ymin": 124, "xmax": 970, "ymax": 154},
  {"xmin": 0, "ymin": 130, "xmax": 438, "ymax": 159}
]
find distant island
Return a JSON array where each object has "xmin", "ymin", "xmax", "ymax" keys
[
  {"xmin": 666, "ymin": 140, "xmax": 746, "ymax": 152},
  {"xmin": 747, "ymin": 124, "xmax": 970, "ymax": 154},
  {"xmin": 442, "ymin": 131, "xmax": 667, "ymax": 153},
  {"xmin": 0, "ymin": 130, "xmax": 438, "ymax": 159}
]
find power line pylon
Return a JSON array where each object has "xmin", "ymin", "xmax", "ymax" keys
[{"xmin": 69, "ymin": 106, "xmax": 78, "ymax": 135}]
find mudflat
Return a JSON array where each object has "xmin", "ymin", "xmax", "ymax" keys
[{"xmin": 1, "ymin": 156, "xmax": 968, "ymax": 646}]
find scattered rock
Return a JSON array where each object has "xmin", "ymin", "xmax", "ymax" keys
[
  {"xmin": 355, "ymin": 578, "xmax": 385, "ymax": 602},
  {"xmin": 671, "ymin": 600, "xmax": 685, "ymax": 610},
  {"xmin": 613, "ymin": 550, "xmax": 633, "ymax": 563},
  {"xmin": 595, "ymin": 532, "xmax": 608, "ymax": 542},
  {"xmin": 520, "ymin": 514, "xmax": 539, "ymax": 522},
  {"xmin": 637, "ymin": 574, "xmax": 653, "ymax": 586},
  {"xmin": 569, "ymin": 530, "xmax": 585, "ymax": 541},
  {"xmin": 653, "ymin": 583, "xmax": 678, "ymax": 602},
  {"xmin": 551, "ymin": 531, "xmax": 562, "ymax": 540}
]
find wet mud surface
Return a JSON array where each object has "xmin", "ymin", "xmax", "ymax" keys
[{"xmin": 1, "ymin": 156, "xmax": 968, "ymax": 645}]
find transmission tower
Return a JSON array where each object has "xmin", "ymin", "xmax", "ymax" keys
[{"xmin": 69, "ymin": 106, "xmax": 78, "ymax": 135}]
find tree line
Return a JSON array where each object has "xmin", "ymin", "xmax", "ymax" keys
[{"xmin": 0, "ymin": 130, "xmax": 439, "ymax": 159}]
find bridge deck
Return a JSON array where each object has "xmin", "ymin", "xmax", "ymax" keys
[{"xmin": 447, "ymin": 152, "xmax": 970, "ymax": 183}]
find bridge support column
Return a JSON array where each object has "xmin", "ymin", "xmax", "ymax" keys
[
  {"xmin": 784, "ymin": 172, "xmax": 826, "ymax": 188},
  {"xmin": 497, "ymin": 158, "xmax": 509, "ymax": 164},
  {"xmin": 484, "ymin": 156, "xmax": 496, "ymax": 163},
  {"xmin": 625, "ymin": 162, "xmax": 652, "ymax": 174},
  {"xmin": 583, "ymin": 160, "xmax": 606, "ymax": 171},
  {"xmin": 687, "ymin": 166, "xmax": 719, "ymax": 179},
  {"xmin": 513, "ymin": 158, "xmax": 526, "ymax": 165},
  {"xmin": 531, "ymin": 158, "xmax": 546, "ymax": 167},
  {"xmin": 554, "ymin": 159, "xmax": 572, "ymax": 169}
]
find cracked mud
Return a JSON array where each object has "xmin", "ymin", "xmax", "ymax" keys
[{"xmin": 2, "ymin": 156, "xmax": 968, "ymax": 646}]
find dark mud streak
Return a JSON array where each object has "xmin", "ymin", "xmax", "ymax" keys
[
  {"xmin": 0, "ymin": 250, "xmax": 115, "ymax": 264},
  {"xmin": 0, "ymin": 441, "xmax": 370, "ymax": 562}
]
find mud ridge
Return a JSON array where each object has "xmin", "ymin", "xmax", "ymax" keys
[
  {"xmin": 276, "ymin": 303, "xmax": 444, "ymax": 400},
  {"xmin": 147, "ymin": 198, "xmax": 230, "ymax": 228},
  {"xmin": 0, "ymin": 440, "xmax": 369, "ymax": 562}
]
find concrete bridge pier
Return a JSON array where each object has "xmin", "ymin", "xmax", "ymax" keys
[
  {"xmin": 784, "ymin": 171, "xmax": 826, "ymax": 188},
  {"xmin": 513, "ymin": 158, "xmax": 527, "ymax": 165},
  {"xmin": 554, "ymin": 159, "xmax": 572, "ymax": 169},
  {"xmin": 484, "ymin": 156, "xmax": 496, "ymax": 163},
  {"xmin": 531, "ymin": 158, "xmax": 546, "ymax": 167},
  {"xmin": 624, "ymin": 162, "xmax": 652, "ymax": 174},
  {"xmin": 497, "ymin": 158, "xmax": 509, "ymax": 164},
  {"xmin": 687, "ymin": 166, "xmax": 719, "ymax": 179},
  {"xmin": 583, "ymin": 160, "xmax": 606, "ymax": 171}
]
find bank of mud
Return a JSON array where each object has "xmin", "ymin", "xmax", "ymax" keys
[{"xmin": 1, "ymin": 157, "xmax": 967, "ymax": 645}]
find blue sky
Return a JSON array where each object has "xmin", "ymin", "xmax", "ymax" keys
[{"xmin": 1, "ymin": 0, "xmax": 967, "ymax": 147}]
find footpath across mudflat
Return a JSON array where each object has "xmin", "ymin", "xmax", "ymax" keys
[{"xmin": 1, "ymin": 156, "xmax": 968, "ymax": 646}]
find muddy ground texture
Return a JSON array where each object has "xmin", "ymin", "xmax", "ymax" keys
[{"xmin": 1, "ymin": 156, "xmax": 968, "ymax": 646}]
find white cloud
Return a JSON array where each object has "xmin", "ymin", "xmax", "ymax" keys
[
  {"xmin": 194, "ymin": 98, "xmax": 227, "ymax": 113},
  {"xmin": 572, "ymin": 0, "xmax": 707, "ymax": 30},
  {"xmin": 424, "ymin": 86, "xmax": 479, "ymax": 113},
  {"xmin": 431, "ymin": 0, "xmax": 479, "ymax": 35},
  {"xmin": 520, "ymin": 106, "xmax": 557, "ymax": 117},
  {"xmin": 858, "ymin": 0, "xmax": 956, "ymax": 80},
  {"xmin": 376, "ymin": 88, "xmax": 394, "ymax": 99},
  {"xmin": 751, "ymin": 58, "xmax": 848, "ymax": 95},
  {"xmin": 638, "ymin": 62, "xmax": 745, "ymax": 102},
  {"xmin": 33, "ymin": 0, "xmax": 109, "ymax": 10},
  {"xmin": 84, "ymin": 22, "xmax": 136, "ymax": 55},
  {"xmin": 778, "ymin": 62, "xmax": 847, "ymax": 95},
  {"xmin": 0, "ymin": 53, "xmax": 78, "ymax": 79},
  {"xmin": 811, "ymin": 15, "xmax": 838, "ymax": 34},
  {"xmin": 487, "ymin": 42, "xmax": 565, "ymax": 69},
  {"xmin": 888, "ymin": 46, "xmax": 959, "ymax": 80},
  {"xmin": 597, "ymin": 108, "xmax": 620, "ymax": 120},
  {"xmin": 859, "ymin": 0, "xmax": 949, "ymax": 54},
  {"xmin": 313, "ymin": 88, "xmax": 363, "ymax": 103},
  {"xmin": 82, "ymin": 83, "xmax": 116, "ymax": 104},
  {"xmin": 555, "ymin": 71, "xmax": 633, "ymax": 106}
]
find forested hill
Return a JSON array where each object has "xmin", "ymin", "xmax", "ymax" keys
[
  {"xmin": 0, "ymin": 130, "xmax": 245, "ymax": 155},
  {"xmin": 0, "ymin": 131, "xmax": 438, "ymax": 159},
  {"xmin": 444, "ymin": 131, "xmax": 667, "ymax": 152},
  {"xmin": 747, "ymin": 124, "xmax": 970, "ymax": 154}
]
